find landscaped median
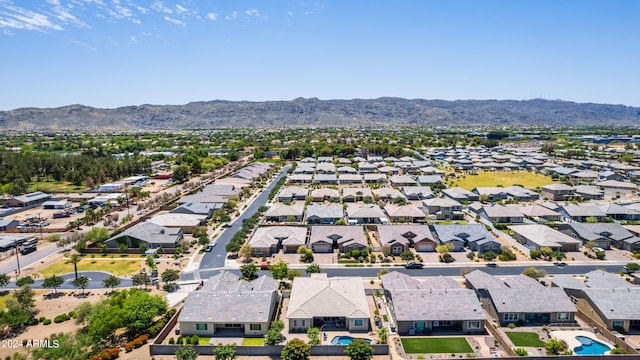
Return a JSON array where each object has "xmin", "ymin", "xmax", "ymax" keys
[{"xmin": 401, "ymin": 337, "xmax": 473, "ymax": 354}]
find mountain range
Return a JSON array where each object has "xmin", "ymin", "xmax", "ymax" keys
[{"xmin": 1, "ymin": 98, "xmax": 639, "ymax": 130}]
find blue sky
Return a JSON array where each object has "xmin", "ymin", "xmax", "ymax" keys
[{"xmin": 1, "ymin": 0, "xmax": 639, "ymax": 110}]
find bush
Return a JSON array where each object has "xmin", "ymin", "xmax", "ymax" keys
[
  {"xmin": 124, "ymin": 343, "xmax": 134, "ymax": 352},
  {"xmin": 26, "ymin": 317, "xmax": 39, "ymax": 325},
  {"xmin": 168, "ymin": 337, "xmax": 175, "ymax": 344},
  {"xmin": 68, "ymin": 310, "xmax": 75, "ymax": 318},
  {"xmin": 191, "ymin": 335, "xmax": 199, "ymax": 345},
  {"xmin": 508, "ymin": 323, "xmax": 516, "ymax": 329},
  {"xmin": 43, "ymin": 318, "xmax": 52, "ymax": 325},
  {"xmin": 98, "ymin": 348, "xmax": 120, "ymax": 360},
  {"xmin": 54, "ymin": 314, "xmax": 71, "ymax": 323},
  {"xmin": 39, "ymin": 316, "xmax": 46, "ymax": 322}
]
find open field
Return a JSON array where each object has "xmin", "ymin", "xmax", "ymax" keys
[
  {"xmin": 401, "ymin": 337, "xmax": 473, "ymax": 354},
  {"xmin": 38, "ymin": 258, "xmax": 142, "ymax": 277},
  {"xmin": 452, "ymin": 171, "xmax": 558, "ymax": 190},
  {"xmin": 27, "ymin": 181, "xmax": 88, "ymax": 194},
  {"xmin": 506, "ymin": 332, "xmax": 545, "ymax": 347},
  {"xmin": 0, "ymin": 291, "xmax": 14, "ymax": 310}
]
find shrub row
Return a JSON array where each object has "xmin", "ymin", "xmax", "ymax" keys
[
  {"xmin": 124, "ymin": 334, "xmax": 148, "ymax": 352},
  {"xmin": 88, "ymin": 347, "xmax": 120, "ymax": 360},
  {"xmin": 54, "ymin": 313, "xmax": 71, "ymax": 323}
]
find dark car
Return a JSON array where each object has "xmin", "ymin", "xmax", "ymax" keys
[
  {"xmin": 204, "ymin": 245, "xmax": 213, "ymax": 252},
  {"xmin": 486, "ymin": 262, "xmax": 498, "ymax": 268},
  {"xmin": 20, "ymin": 245, "xmax": 37, "ymax": 255},
  {"xmin": 404, "ymin": 262, "xmax": 424, "ymax": 269}
]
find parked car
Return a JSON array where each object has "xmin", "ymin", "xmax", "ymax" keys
[
  {"xmin": 20, "ymin": 245, "xmax": 37, "ymax": 255},
  {"xmin": 486, "ymin": 262, "xmax": 498, "ymax": 268},
  {"xmin": 404, "ymin": 262, "xmax": 424, "ymax": 269},
  {"xmin": 210, "ymin": 240, "xmax": 217, "ymax": 247},
  {"xmin": 260, "ymin": 263, "xmax": 271, "ymax": 270},
  {"xmin": 204, "ymin": 245, "xmax": 213, "ymax": 252}
]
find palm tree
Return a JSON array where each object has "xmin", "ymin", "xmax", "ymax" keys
[{"xmin": 69, "ymin": 253, "xmax": 81, "ymax": 280}]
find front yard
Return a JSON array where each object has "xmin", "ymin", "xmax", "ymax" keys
[
  {"xmin": 242, "ymin": 338, "xmax": 265, "ymax": 346},
  {"xmin": 401, "ymin": 337, "xmax": 473, "ymax": 354}
]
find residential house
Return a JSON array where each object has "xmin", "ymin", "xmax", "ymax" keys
[
  {"xmin": 147, "ymin": 213, "xmax": 206, "ymax": 234},
  {"xmin": 622, "ymin": 225, "xmax": 640, "ymax": 251},
  {"xmin": 105, "ymin": 221, "xmax": 183, "ymax": 249},
  {"xmin": 597, "ymin": 203, "xmax": 640, "ymax": 221},
  {"xmin": 309, "ymin": 188, "xmax": 340, "ymax": 202},
  {"xmin": 313, "ymin": 174, "xmax": 338, "ymax": 185},
  {"xmin": 479, "ymin": 205, "xmax": 524, "ymax": 224},
  {"xmin": 264, "ymin": 204, "xmax": 305, "ymax": 222},
  {"xmin": 376, "ymin": 225, "xmax": 437, "ymax": 252},
  {"xmin": 508, "ymin": 224, "xmax": 581, "ymax": 251},
  {"xmin": 402, "ymin": 186, "xmax": 434, "ymax": 200},
  {"xmin": 373, "ymin": 188, "xmax": 405, "ymax": 202},
  {"xmin": 551, "ymin": 270, "xmax": 639, "ymax": 332},
  {"xmin": 276, "ymin": 187, "xmax": 309, "ymax": 202},
  {"xmin": 346, "ymin": 205, "xmax": 387, "ymax": 225},
  {"xmin": 519, "ymin": 205, "xmax": 562, "ymax": 222},
  {"xmin": 287, "ymin": 274, "xmax": 370, "ymax": 332},
  {"xmin": 472, "ymin": 187, "xmax": 508, "ymax": 201},
  {"xmin": 384, "ymin": 204, "xmax": 426, "ymax": 223},
  {"xmin": 421, "ymin": 198, "xmax": 464, "ymax": 221},
  {"xmin": 442, "ymin": 187, "xmax": 479, "ymax": 202},
  {"xmin": 381, "ymin": 272, "xmax": 486, "ymax": 334},
  {"xmin": 338, "ymin": 174, "xmax": 363, "ymax": 185},
  {"xmin": 316, "ymin": 162, "xmax": 336, "ymax": 174},
  {"xmin": 389, "ymin": 175, "xmax": 418, "ymax": 187},
  {"xmin": 337, "ymin": 166, "xmax": 357, "ymax": 174},
  {"xmin": 465, "ymin": 270, "xmax": 577, "ymax": 326},
  {"xmin": 596, "ymin": 180, "xmax": 638, "ymax": 197},
  {"xmin": 0, "ymin": 219, "xmax": 19, "ymax": 232},
  {"xmin": 170, "ymin": 202, "xmax": 219, "ymax": 219},
  {"xmin": 558, "ymin": 204, "xmax": 607, "ymax": 222},
  {"xmin": 570, "ymin": 170, "xmax": 599, "ymax": 184},
  {"xmin": 288, "ymin": 174, "xmax": 313, "ymax": 184},
  {"xmin": 541, "ymin": 184, "xmax": 576, "ymax": 201},
  {"xmin": 363, "ymin": 173, "xmax": 387, "ymax": 184},
  {"xmin": 416, "ymin": 175, "xmax": 443, "ymax": 186},
  {"xmin": 178, "ymin": 271, "xmax": 278, "ymax": 337},
  {"xmin": 574, "ymin": 185, "xmax": 604, "ymax": 200},
  {"xmin": 357, "ymin": 162, "xmax": 378, "ymax": 173},
  {"xmin": 306, "ymin": 204, "xmax": 343, "ymax": 225},
  {"xmin": 342, "ymin": 188, "xmax": 373, "ymax": 203},
  {"xmin": 308, "ymin": 226, "xmax": 368, "ymax": 253},
  {"xmin": 248, "ymin": 226, "xmax": 308, "ymax": 255},
  {"xmin": 432, "ymin": 224, "xmax": 500, "ymax": 253},
  {"xmin": 559, "ymin": 223, "xmax": 640, "ymax": 251}
]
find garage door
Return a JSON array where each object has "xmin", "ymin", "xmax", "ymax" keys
[
  {"xmin": 313, "ymin": 243, "xmax": 332, "ymax": 253},
  {"xmin": 415, "ymin": 243, "xmax": 435, "ymax": 252}
]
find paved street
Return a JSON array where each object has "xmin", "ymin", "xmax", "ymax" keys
[{"xmin": 187, "ymin": 165, "xmax": 290, "ymax": 279}]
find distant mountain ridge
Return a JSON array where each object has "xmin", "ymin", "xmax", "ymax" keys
[{"xmin": 1, "ymin": 98, "xmax": 639, "ymax": 130}]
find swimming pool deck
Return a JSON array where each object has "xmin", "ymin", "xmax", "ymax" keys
[{"xmin": 550, "ymin": 330, "xmax": 613, "ymax": 354}]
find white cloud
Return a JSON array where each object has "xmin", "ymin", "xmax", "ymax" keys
[
  {"xmin": 163, "ymin": 16, "xmax": 184, "ymax": 26},
  {"xmin": 288, "ymin": 11, "xmax": 293, "ymax": 16},
  {"xmin": 70, "ymin": 38, "xmax": 97, "ymax": 50},
  {"xmin": 175, "ymin": 4, "xmax": 188, "ymax": 13},
  {"xmin": 245, "ymin": 8, "xmax": 259, "ymax": 16},
  {"xmin": 0, "ymin": 4, "xmax": 64, "ymax": 31},
  {"xmin": 151, "ymin": 0, "xmax": 173, "ymax": 14},
  {"xmin": 206, "ymin": 12, "xmax": 217, "ymax": 21},
  {"xmin": 129, "ymin": 35, "xmax": 136, "ymax": 42}
]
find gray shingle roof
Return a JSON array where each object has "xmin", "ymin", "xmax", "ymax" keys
[
  {"xmin": 582, "ymin": 288, "xmax": 640, "ymax": 320},
  {"xmin": 108, "ymin": 221, "xmax": 181, "ymax": 246},
  {"xmin": 288, "ymin": 274, "xmax": 369, "ymax": 319}
]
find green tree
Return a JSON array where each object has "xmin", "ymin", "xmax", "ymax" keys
[
  {"xmin": 214, "ymin": 344, "xmax": 237, "ymax": 360},
  {"xmin": 84, "ymin": 227, "xmax": 110, "ymax": 243},
  {"xmin": 132, "ymin": 271, "xmax": 151, "ymax": 289},
  {"xmin": 42, "ymin": 274, "xmax": 64, "ymax": 294},
  {"xmin": 161, "ymin": 269, "xmax": 180, "ymax": 286},
  {"xmin": 176, "ymin": 344, "xmax": 199, "ymax": 360},
  {"xmin": 15, "ymin": 276, "xmax": 34, "ymax": 287},
  {"xmin": 264, "ymin": 320, "xmax": 285, "ymax": 345},
  {"xmin": 345, "ymin": 338, "xmax": 375, "ymax": 360},
  {"xmin": 544, "ymin": 339, "xmax": 564, "ymax": 355},
  {"xmin": 482, "ymin": 251, "xmax": 497, "ymax": 261},
  {"xmin": 399, "ymin": 250, "xmax": 415, "ymax": 261},
  {"xmin": 68, "ymin": 253, "xmax": 82, "ymax": 280},
  {"xmin": 122, "ymin": 290, "xmax": 167, "ymax": 333},
  {"xmin": 584, "ymin": 240, "xmax": 598, "ymax": 251},
  {"xmin": 72, "ymin": 276, "xmax": 90, "ymax": 294},
  {"xmin": 74, "ymin": 240, "xmax": 87, "ymax": 255},
  {"xmin": 376, "ymin": 326, "xmax": 388, "ymax": 344},
  {"xmin": 377, "ymin": 268, "xmax": 389, "ymax": 279},
  {"xmin": 192, "ymin": 226, "xmax": 208, "ymax": 238},
  {"xmin": 307, "ymin": 327, "xmax": 320, "ymax": 345},
  {"xmin": 0, "ymin": 273, "xmax": 9, "ymax": 287},
  {"xmin": 240, "ymin": 263, "xmax": 258, "ymax": 280},
  {"xmin": 305, "ymin": 263, "xmax": 321, "ymax": 274},
  {"xmin": 172, "ymin": 164, "xmax": 191, "ymax": 183},
  {"xmin": 287, "ymin": 269, "xmax": 302, "ymax": 281},
  {"xmin": 436, "ymin": 243, "xmax": 455, "ymax": 253},
  {"xmin": 539, "ymin": 246, "xmax": 553, "ymax": 259},
  {"xmin": 239, "ymin": 243, "xmax": 253, "ymax": 261},
  {"xmin": 281, "ymin": 338, "xmax": 311, "ymax": 360},
  {"xmin": 269, "ymin": 261, "xmax": 289, "ymax": 281},
  {"xmin": 522, "ymin": 267, "xmax": 546, "ymax": 280},
  {"xmin": 73, "ymin": 301, "xmax": 94, "ymax": 325},
  {"xmin": 550, "ymin": 250, "xmax": 566, "ymax": 261},
  {"xmin": 225, "ymin": 241, "xmax": 241, "ymax": 254}
]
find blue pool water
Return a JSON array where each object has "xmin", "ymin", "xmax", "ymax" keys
[
  {"xmin": 573, "ymin": 336, "xmax": 610, "ymax": 355},
  {"xmin": 330, "ymin": 336, "xmax": 372, "ymax": 345}
]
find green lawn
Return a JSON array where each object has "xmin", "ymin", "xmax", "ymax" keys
[
  {"xmin": 452, "ymin": 171, "xmax": 558, "ymax": 191},
  {"xmin": 28, "ymin": 181, "xmax": 87, "ymax": 194},
  {"xmin": 506, "ymin": 332, "xmax": 545, "ymax": 347},
  {"xmin": 198, "ymin": 337, "xmax": 212, "ymax": 345},
  {"xmin": 242, "ymin": 338, "xmax": 265, "ymax": 346},
  {"xmin": 401, "ymin": 337, "xmax": 473, "ymax": 354},
  {"xmin": 0, "ymin": 292, "xmax": 14, "ymax": 310},
  {"xmin": 38, "ymin": 259, "xmax": 141, "ymax": 277}
]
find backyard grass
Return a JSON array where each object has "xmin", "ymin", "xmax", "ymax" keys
[
  {"xmin": 452, "ymin": 171, "xmax": 558, "ymax": 190},
  {"xmin": 505, "ymin": 332, "xmax": 545, "ymax": 347},
  {"xmin": 38, "ymin": 259, "xmax": 141, "ymax": 277},
  {"xmin": 242, "ymin": 338, "xmax": 265, "ymax": 346},
  {"xmin": 0, "ymin": 292, "xmax": 14, "ymax": 310},
  {"xmin": 401, "ymin": 337, "xmax": 473, "ymax": 354}
]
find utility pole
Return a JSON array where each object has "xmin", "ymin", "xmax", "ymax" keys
[{"xmin": 14, "ymin": 239, "xmax": 20, "ymax": 275}]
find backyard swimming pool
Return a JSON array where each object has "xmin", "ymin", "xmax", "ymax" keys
[
  {"xmin": 330, "ymin": 336, "xmax": 372, "ymax": 345},
  {"xmin": 573, "ymin": 336, "xmax": 610, "ymax": 355}
]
